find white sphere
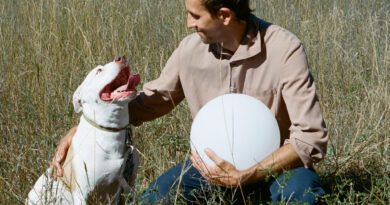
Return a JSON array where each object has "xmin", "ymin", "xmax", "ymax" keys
[{"xmin": 190, "ymin": 94, "xmax": 280, "ymax": 170}]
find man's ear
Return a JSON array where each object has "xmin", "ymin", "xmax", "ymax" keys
[
  {"xmin": 218, "ymin": 7, "xmax": 233, "ymax": 25},
  {"xmin": 72, "ymin": 84, "xmax": 83, "ymax": 113}
]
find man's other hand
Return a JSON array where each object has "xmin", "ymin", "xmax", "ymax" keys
[{"xmin": 50, "ymin": 126, "xmax": 77, "ymax": 178}]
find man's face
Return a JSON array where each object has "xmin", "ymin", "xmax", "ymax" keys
[{"xmin": 185, "ymin": 0, "xmax": 224, "ymax": 44}]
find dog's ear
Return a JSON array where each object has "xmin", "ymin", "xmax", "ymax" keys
[{"xmin": 73, "ymin": 84, "xmax": 83, "ymax": 113}]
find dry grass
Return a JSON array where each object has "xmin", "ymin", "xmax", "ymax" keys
[{"xmin": 0, "ymin": 0, "xmax": 388, "ymax": 204}]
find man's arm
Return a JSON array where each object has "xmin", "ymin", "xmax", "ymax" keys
[
  {"xmin": 128, "ymin": 48, "xmax": 185, "ymax": 126},
  {"xmin": 51, "ymin": 126, "xmax": 77, "ymax": 178},
  {"xmin": 245, "ymin": 143, "xmax": 302, "ymax": 183}
]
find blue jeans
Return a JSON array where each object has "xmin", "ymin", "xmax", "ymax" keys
[{"xmin": 142, "ymin": 160, "xmax": 325, "ymax": 204}]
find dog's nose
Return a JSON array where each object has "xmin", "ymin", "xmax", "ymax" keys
[{"xmin": 115, "ymin": 56, "xmax": 126, "ymax": 64}]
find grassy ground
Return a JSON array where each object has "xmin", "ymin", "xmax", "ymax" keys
[{"xmin": 0, "ymin": 0, "xmax": 388, "ymax": 204}]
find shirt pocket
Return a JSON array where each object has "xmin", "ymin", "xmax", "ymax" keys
[{"xmin": 242, "ymin": 88, "xmax": 277, "ymax": 112}]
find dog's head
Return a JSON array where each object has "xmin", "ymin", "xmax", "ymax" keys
[{"xmin": 72, "ymin": 56, "xmax": 140, "ymax": 127}]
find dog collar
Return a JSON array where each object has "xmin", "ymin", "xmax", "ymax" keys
[{"xmin": 82, "ymin": 114, "xmax": 128, "ymax": 132}]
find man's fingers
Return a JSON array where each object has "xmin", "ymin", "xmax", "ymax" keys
[
  {"xmin": 56, "ymin": 148, "xmax": 65, "ymax": 162},
  {"xmin": 49, "ymin": 159, "xmax": 63, "ymax": 178},
  {"xmin": 50, "ymin": 143, "xmax": 69, "ymax": 178},
  {"xmin": 190, "ymin": 155, "xmax": 200, "ymax": 170},
  {"xmin": 57, "ymin": 141, "xmax": 70, "ymax": 160},
  {"xmin": 190, "ymin": 150, "xmax": 215, "ymax": 178},
  {"xmin": 191, "ymin": 151, "xmax": 208, "ymax": 174},
  {"xmin": 191, "ymin": 149, "xmax": 233, "ymax": 186},
  {"xmin": 204, "ymin": 148, "xmax": 224, "ymax": 165},
  {"xmin": 52, "ymin": 154, "xmax": 64, "ymax": 177},
  {"xmin": 190, "ymin": 156, "xmax": 209, "ymax": 180},
  {"xmin": 54, "ymin": 161, "xmax": 63, "ymax": 177},
  {"xmin": 49, "ymin": 126, "xmax": 76, "ymax": 178}
]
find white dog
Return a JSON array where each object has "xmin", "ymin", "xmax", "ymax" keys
[{"xmin": 27, "ymin": 56, "xmax": 140, "ymax": 205}]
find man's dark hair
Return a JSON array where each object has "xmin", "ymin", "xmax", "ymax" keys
[{"xmin": 202, "ymin": 0, "xmax": 253, "ymax": 21}]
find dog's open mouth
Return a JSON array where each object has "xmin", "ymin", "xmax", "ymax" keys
[{"xmin": 100, "ymin": 67, "xmax": 141, "ymax": 101}]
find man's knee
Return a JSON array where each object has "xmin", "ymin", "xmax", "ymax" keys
[
  {"xmin": 270, "ymin": 167, "xmax": 325, "ymax": 204},
  {"xmin": 141, "ymin": 163, "xmax": 185, "ymax": 204},
  {"xmin": 141, "ymin": 161, "xmax": 206, "ymax": 204}
]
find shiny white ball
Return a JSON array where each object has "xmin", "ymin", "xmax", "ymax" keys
[{"xmin": 190, "ymin": 94, "xmax": 280, "ymax": 170}]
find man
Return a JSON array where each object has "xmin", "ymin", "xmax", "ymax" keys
[{"xmin": 53, "ymin": 0, "xmax": 328, "ymax": 204}]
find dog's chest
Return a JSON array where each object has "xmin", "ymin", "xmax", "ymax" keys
[{"xmin": 71, "ymin": 119, "xmax": 128, "ymax": 185}]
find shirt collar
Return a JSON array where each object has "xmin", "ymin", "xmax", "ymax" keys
[{"xmin": 208, "ymin": 14, "xmax": 264, "ymax": 62}]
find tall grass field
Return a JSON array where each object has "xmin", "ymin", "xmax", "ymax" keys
[{"xmin": 0, "ymin": 0, "xmax": 388, "ymax": 204}]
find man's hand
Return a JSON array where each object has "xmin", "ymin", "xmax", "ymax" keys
[
  {"xmin": 190, "ymin": 148, "xmax": 254, "ymax": 187},
  {"xmin": 191, "ymin": 144, "xmax": 304, "ymax": 188},
  {"xmin": 50, "ymin": 126, "xmax": 77, "ymax": 178}
]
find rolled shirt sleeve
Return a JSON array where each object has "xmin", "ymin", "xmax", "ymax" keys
[
  {"xmin": 281, "ymin": 43, "xmax": 328, "ymax": 167},
  {"xmin": 128, "ymin": 48, "xmax": 185, "ymax": 126}
]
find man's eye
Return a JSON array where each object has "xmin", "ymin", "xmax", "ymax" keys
[
  {"xmin": 192, "ymin": 13, "xmax": 200, "ymax": 19},
  {"xmin": 188, "ymin": 12, "xmax": 200, "ymax": 20}
]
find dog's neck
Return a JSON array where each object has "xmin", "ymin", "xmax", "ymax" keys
[
  {"xmin": 82, "ymin": 114, "xmax": 128, "ymax": 132},
  {"xmin": 81, "ymin": 102, "xmax": 130, "ymax": 130}
]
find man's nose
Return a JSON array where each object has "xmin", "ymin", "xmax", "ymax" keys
[{"xmin": 187, "ymin": 14, "xmax": 195, "ymax": 28}]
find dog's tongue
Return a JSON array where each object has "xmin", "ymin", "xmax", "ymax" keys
[
  {"xmin": 101, "ymin": 73, "xmax": 141, "ymax": 101},
  {"xmin": 108, "ymin": 74, "xmax": 141, "ymax": 100},
  {"xmin": 126, "ymin": 74, "xmax": 141, "ymax": 91}
]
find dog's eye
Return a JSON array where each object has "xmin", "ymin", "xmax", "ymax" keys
[{"xmin": 96, "ymin": 68, "xmax": 102, "ymax": 74}]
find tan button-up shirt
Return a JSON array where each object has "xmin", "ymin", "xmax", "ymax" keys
[{"xmin": 129, "ymin": 16, "xmax": 328, "ymax": 168}]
